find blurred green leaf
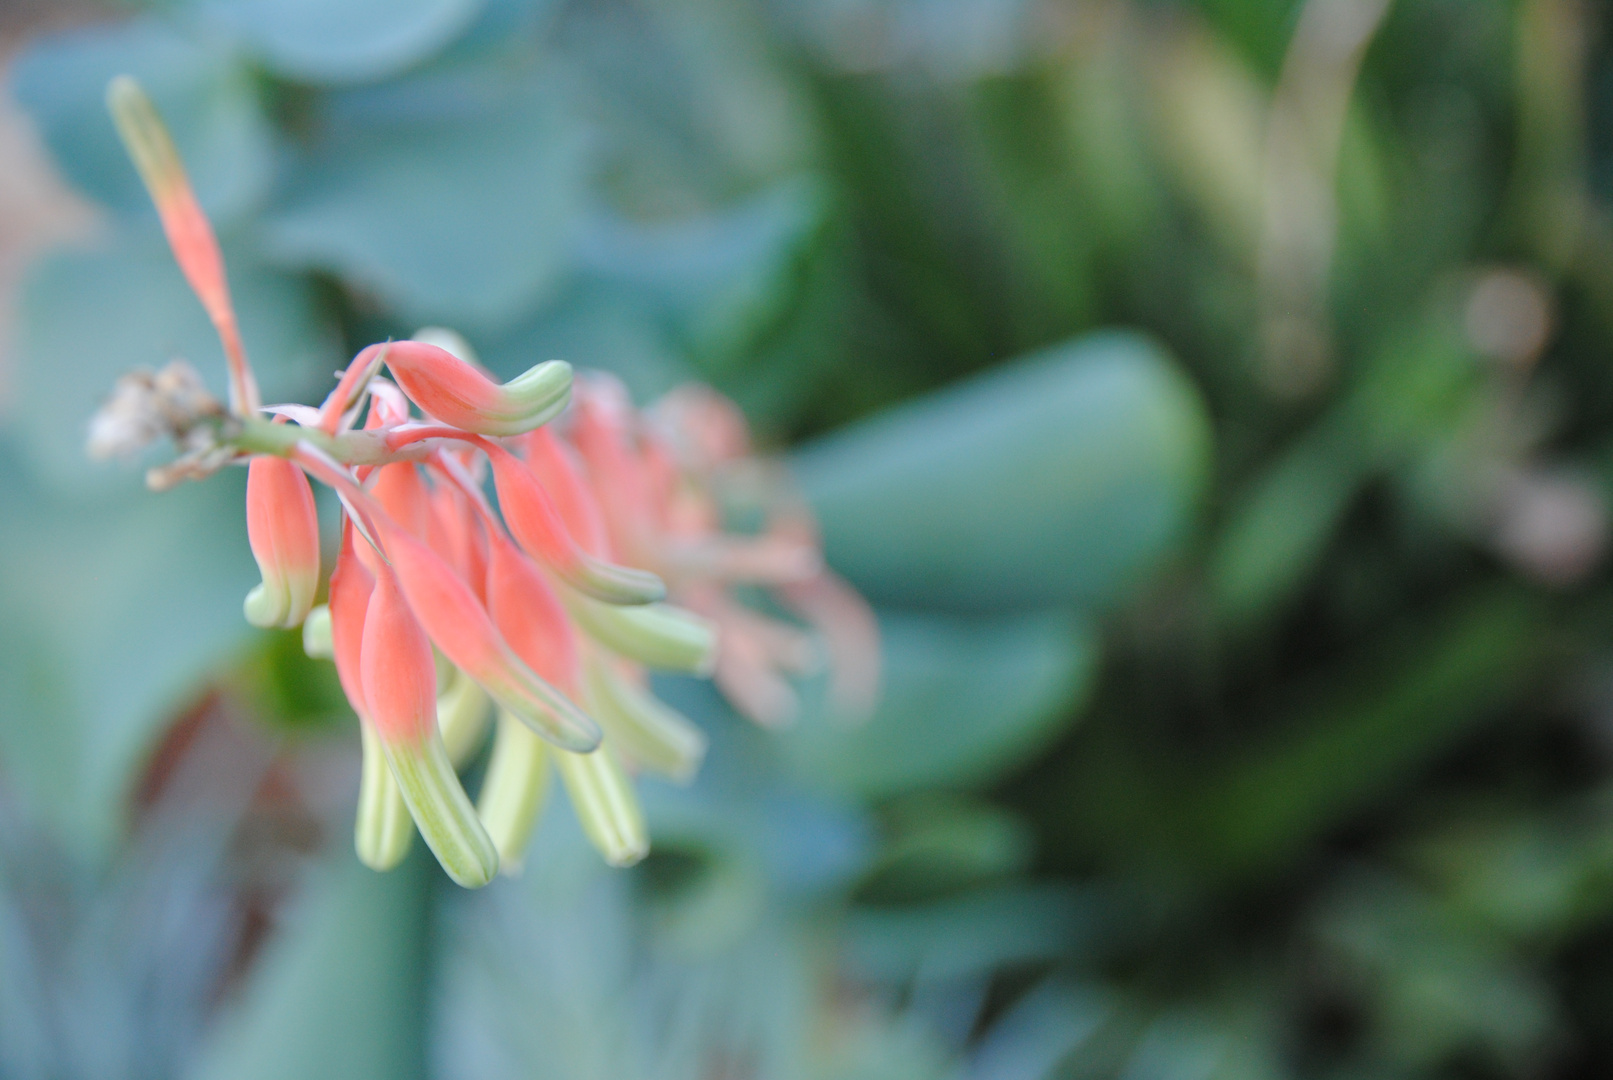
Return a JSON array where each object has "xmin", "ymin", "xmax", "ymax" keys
[
  {"xmin": 856, "ymin": 794, "xmax": 1034, "ymax": 904},
  {"xmin": 777, "ymin": 609, "xmax": 1097, "ymax": 799},
  {"xmin": 260, "ymin": 69, "xmax": 588, "ymax": 329},
  {"xmin": 188, "ymin": 848, "xmax": 431, "ymax": 1080},
  {"xmin": 572, "ymin": 176, "xmax": 832, "ymax": 374},
  {"xmin": 847, "ymin": 884, "xmax": 1103, "ymax": 984},
  {"xmin": 183, "ymin": 0, "xmax": 485, "ymax": 85},
  {"xmin": 1060, "ymin": 587, "xmax": 1554, "ymax": 883},
  {"xmin": 0, "ymin": 452, "xmax": 255, "ymax": 863},
  {"xmin": 9, "ymin": 229, "xmax": 339, "ymax": 496},
  {"xmin": 10, "ymin": 18, "xmax": 274, "ymax": 222},
  {"xmin": 965, "ymin": 979, "xmax": 1115, "ymax": 1080},
  {"xmin": 795, "ymin": 331, "xmax": 1211, "ymax": 614}
]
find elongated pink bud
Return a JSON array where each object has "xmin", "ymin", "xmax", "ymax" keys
[
  {"xmin": 360, "ymin": 565, "xmax": 438, "ymax": 744},
  {"xmin": 485, "ymin": 442, "xmax": 665, "ymax": 606},
  {"xmin": 430, "ymin": 482, "xmax": 489, "ymax": 602},
  {"xmin": 518, "ymin": 428, "xmax": 612, "ymax": 558},
  {"xmin": 362, "ymin": 562, "xmax": 498, "ymax": 888},
  {"xmin": 328, "ymin": 524, "xmax": 374, "ymax": 720},
  {"xmin": 331, "ymin": 525, "xmax": 414, "ymax": 871},
  {"xmin": 106, "ymin": 76, "xmax": 258, "ymax": 415},
  {"xmin": 370, "ymin": 462, "xmax": 434, "ymax": 539},
  {"xmin": 369, "ymin": 511, "xmax": 601, "ymax": 753},
  {"xmin": 485, "ymin": 533, "xmax": 581, "ymax": 691},
  {"xmin": 381, "ymin": 341, "xmax": 571, "ymax": 436},
  {"xmin": 243, "ymin": 456, "xmax": 321, "ymax": 629}
]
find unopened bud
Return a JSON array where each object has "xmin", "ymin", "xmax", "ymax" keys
[
  {"xmin": 485, "ymin": 442, "xmax": 666, "ymax": 605},
  {"xmin": 382, "ymin": 340, "xmax": 571, "ymax": 436},
  {"xmin": 243, "ymin": 457, "xmax": 320, "ymax": 629},
  {"xmin": 583, "ymin": 652, "xmax": 706, "ymax": 782},
  {"xmin": 566, "ymin": 593, "xmax": 717, "ymax": 675},
  {"xmin": 361, "ymin": 564, "xmax": 498, "ymax": 888},
  {"xmin": 475, "ymin": 709, "xmax": 552, "ymax": 874},
  {"xmin": 371, "ymin": 511, "xmax": 601, "ymax": 753},
  {"xmin": 302, "ymin": 604, "xmax": 333, "ymax": 659},
  {"xmin": 553, "ymin": 743, "xmax": 648, "ymax": 868}
]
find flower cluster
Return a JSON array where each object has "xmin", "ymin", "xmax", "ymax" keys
[{"xmin": 93, "ymin": 77, "xmax": 876, "ymax": 887}]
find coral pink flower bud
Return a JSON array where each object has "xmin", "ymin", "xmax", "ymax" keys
[
  {"xmin": 329, "ymin": 526, "xmax": 414, "ymax": 871},
  {"xmin": 430, "ymin": 483, "xmax": 489, "ymax": 601},
  {"xmin": 361, "ymin": 562, "xmax": 498, "ymax": 888},
  {"xmin": 369, "ymin": 511, "xmax": 601, "ymax": 753},
  {"xmin": 518, "ymin": 428, "xmax": 612, "ymax": 558},
  {"xmin": 381, "ymin": 340, "xmax": 572, "ymax": 436},
  {"xmin": 243, "ymin": 456, "xmax": 321, "ymax": 629},
  {"xmin": 360, "ymin": 565, "xmax": 438, "ymax": 745},
  {"xmin": 370, "ymin": 462, "xmax": 434, "ymax": 540},
  {"xmin": 328, "ymin": 525, "xmax": 375, "ymax": 719},
  {"xmin": 106, "ymin": 76, "xmax": 258, "ymax": 415},
  {"xmin": 485, "ymin": 533, "xmax": 581, "ymax": 691},
  {"xmin": 484, "ymin": 442, "xmax": 665, "ymax": 606}
]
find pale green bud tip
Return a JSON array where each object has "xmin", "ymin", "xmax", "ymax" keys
[
  {"xmin": 384, "ymin": 734, "xmax": 499, "ymax": 888},
  {"xmin": 554, "ymin": 744, "xmax": 648, "ymax": 868},
  {"xmin": 243, "ymin": 572, "xmax": 318, "ymax": 630},
  {"xmin": 105, "ymin": 76, "xmax": 183, "ymax": 204},
  {"xmin": 476, "ymin": 710, "xmax": 553, "ymax": 874},
  {"xmin": 569, "ymin": 598, "xmax": 718, "ymax": 675},
  {"xmin": 302, "ymin": 605, "xmax": 334, "ymax": 659},
  {"xmin": 585, "ymin": 658, "xmax": 707, "ymax": 783},
  {"xmin": 355, "ymin": 725, "xmax": 414, "ymax": 871},
  {"xmin": 437, "ymin": 667, "xmax": 492, "ymax": 769}
]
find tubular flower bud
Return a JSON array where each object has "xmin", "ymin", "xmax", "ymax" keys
[
  {"xmin": 329, "ymin": 529, "xmax": 414, "ymax": 872},
  {"xmin": 563, "ymin": 592, "xmax": 718, "ymax": 675},
  {"xmin": 553, "ymin": 743, "xmax": 648, "ymax": 868},
  {"xmin": 476, "ymin": 710, "xmax": 552, "ymax": 873},
  {"xmin": 370, "ymin": 511, "xmax": 602, "ymax": 754},
  {"xmin": 243, "ymin": 456, "xmax": 321, "ymax": 629},
  {"xmin": 519, "ymin": 427, "xmax": 613, "ymax": 557},
  {"xmin": 302, "ymin": 604, "xmax": 333, "ymax": 659},
  {"xmin": 437, "ymin": 665, "xmax": 492, "ymax": 769},
  {"xmin": 381, "ymin": 340, "xmax": 571, "ymax": 436},
  {"xmin": 484, "ymin": 442, "xmax": 666, "ymax": 606},
  {"xmin": 361, "ymin": 564, "xmax": 498, "ymax": 888},
  {"xmin": 105, "ymin": 76, "xmax": 257, "ymax": 415},
  {"xmin": 582, "ymin": 649, "xmax": 706, "ymax": 782}
]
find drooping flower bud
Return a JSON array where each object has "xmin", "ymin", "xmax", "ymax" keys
[
  {"xmin": 476, "ymin": 710, "xmax": 552, "ymax": 873},
  {"xmin": 484, "ymin": 441, "xmax": 666, "ymax": 605},
  {"xmin": 553, "ymin": 743, "xmax": 648, "ymax": 868},
  {"xmin": 243, "ymin": 456, "xmax": 321, "ymax": 629},
  {"xmin": 563, "ymin": 591, "xmax": 717, "ymax": 675},
  {"xmin": 369, "ymin": 462, "xmax": 434, "ymax": 539},
  {"xmin": 329, "ymin": 527, "xmax": 413, "ymax": 872},
  {"xmin": 302, "ymin": 604, "xmax": 333, "ymax": 659},
  {"xmin": 473, "ymin": 534, "xmax": 584, "ymax": 870},
  {"xmin": 361, "ymin": 563, "xmax": 498, "ymax": 888},
  {"xmin": 519, "ymin": 427, "xmax": 612, "ymax": 557},
  {"xmin": 369, "ymin": 510, "xmax": 602, "ymax": 753},
  {"xmin": 382, "ymin": 340, "xmax": 571, "ymax": 437},
  {"xmin": 437, "ymin": 665, "xmax": 492, "ymax": 769},
  {"xmin": 582, "ymin": 649, "xmax": 706, "ymax": 782}
]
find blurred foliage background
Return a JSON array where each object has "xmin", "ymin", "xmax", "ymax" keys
[{"xmin": 3, "ymin": 0, "xmax": 1613, "ymax": 1077}]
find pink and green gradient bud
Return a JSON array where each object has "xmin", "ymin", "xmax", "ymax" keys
[
  {"xmin": 105, "ymin": 76, "xmax": 258, "ymax": 416},
  {"xmin": 329, "ymin": 528, "xmax": 414, "ymax": 872},
  {"xmin": 367, "ymin": 506, "xmax": 602, "ymax": 754},
  {"xmin": 382, "ymin": 340, "xmax": 572, "ymax": 436},
  {"xmin": 360, "ymin": 561, "xmax": 498, "ymax": 888},
  {"xmin": 242, "ymin": 456, "xmax": 321, "ymax": 629}
]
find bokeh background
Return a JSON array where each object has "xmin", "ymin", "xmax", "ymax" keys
[{"xmin": 2, "ymin": 0, "xmax": 1612, "ymax": 1077}]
